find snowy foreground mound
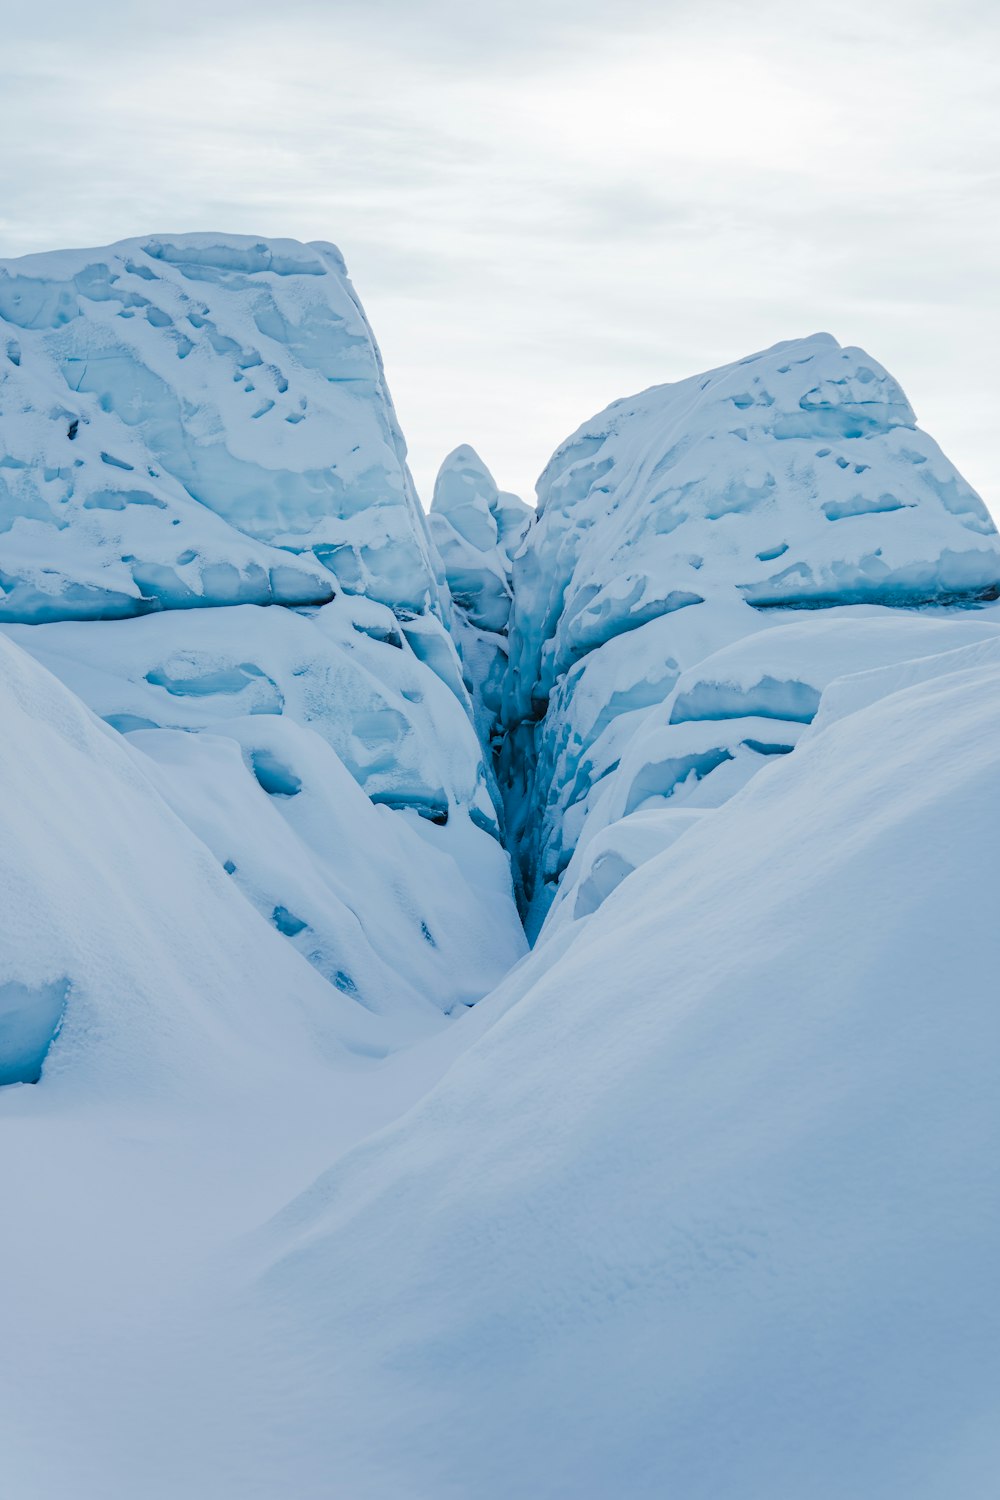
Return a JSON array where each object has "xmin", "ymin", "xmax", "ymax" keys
[
  {"xmin": 245, "ymin": 636, "xmax": 1000, "ymax": 1499},
  {"xmin": 4, "ymin": 627, "xmax": 999, "ymax": 1498},
  {"xmin": 3, "ymin": 285, "xmax": 1000, "ymax": 1498}
]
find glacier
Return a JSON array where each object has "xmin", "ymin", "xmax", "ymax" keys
[
  {"xmin": 2, "ymin": 245, "xmax": 1000, "ymax": 1500},
  {"xmin": 0, "ymin": 234, "xmax": 525, "ymax": 1033},
  {"xmin": 0, "ymin": 234, "xmax": 445, "ymax": 621},
  {"xmin": 497, "ymin": 332, "xmax": 1000, "ymax": 932}
]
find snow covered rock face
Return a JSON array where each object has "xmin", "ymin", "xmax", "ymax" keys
[
  {"xmin": 501, "ymin": 334, "xmax": 1000, "ymax": 932},
  {"xmin": 0, "ymin": 235, "xmax": 443, "ymax": 621},
  {"xmin": 429, "ymin": 446, "xmax": 530, "ymax": 752}
]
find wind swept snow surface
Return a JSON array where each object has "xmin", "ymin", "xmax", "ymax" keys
[
  {"xmin": 222, "ymin": 641, "xmax": 1000, "ymax": 1499},
  {"xmin": 4, "ymin": 633, "xmax": 997, "ymax": 1498}
]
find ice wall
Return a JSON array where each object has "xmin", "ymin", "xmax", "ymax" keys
[
  {"xmin": 0, "ymin": 237, "xmax": 525, "ymax": 1075},
  {"xmin": 0, "ymin": 234, "xmax": 444, "ymax": 621},
  {"xmin": 429, "ymin": 445, "xmax": 531, "ymax": 754},
  {"xmin": 500, "ymin": 333, "xmax": 1000, "ymax": 932}
]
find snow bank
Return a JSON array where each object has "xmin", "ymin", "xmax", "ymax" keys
[
  {"xmin": 242, "ymin": 639, "xmax": 1000, "ymax": 1499},
  {"xmin": 4, "ymin": 598, "xmax": 524, "ymax": 1021}
]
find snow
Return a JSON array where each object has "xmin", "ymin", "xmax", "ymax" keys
[
  {"xmin": 3, "ymin": 600, "xmax": 524, "ymax": 1019},
  {"xmin": 4, "ymin": 630, "xmax": 999, "ymax": 1497},
  {"xmin": 0, "ymin": 235, "xmax": 444, "ymax": 621},
  {"xmin": 0, "ymin": 238, "xmax": 525, "ymax": 1021},
  {"xmin": 2, "ymin": 292, "xmax": 1000, "ymax": 1499},
  {"xmin": 0, "ymin": 631, "xmax": 375, "ymax": 1098},
  {"xmin": 227, "ymin": 637, "xmax": 1000, "ymax": 1499}
]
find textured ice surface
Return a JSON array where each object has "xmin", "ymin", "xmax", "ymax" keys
[
  {"xmin": 0, "ymin": 631, "xmax": 380, "ymax": 1096},
  {"xmin": 429, "ymin": 445, "xmax": 531, "ymax": 753},
  {"xmin": 500, "ymin": 334, "xmax": 1000, "ymax": 930},
  {"xmin": 0, "ymin": 235, "xmax": 524, "ymax": 1058},
  {"xmin": 4, "ymin": 598, "xmax": 523, "ymax": 1018},
  {"xmin": 0, "ymin": 235, "xmax": 444, "ymax": 621}
]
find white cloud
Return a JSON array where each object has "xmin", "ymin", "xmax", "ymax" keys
[{"xmin": 1, "ymin": 0, "xmax": 997, "ymax": 516}]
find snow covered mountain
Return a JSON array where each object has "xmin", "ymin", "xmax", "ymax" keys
[{"xmin": 2, "ymin": 258, "xmax": 1000, "ymax": 1500}]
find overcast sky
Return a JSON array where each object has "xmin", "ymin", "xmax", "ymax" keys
[{"xmin": 2, "ymin": 0, "xmax": 998, "ymax": 518}]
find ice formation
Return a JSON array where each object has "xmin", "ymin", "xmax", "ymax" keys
[
  {"xmin": 0, "ymin": 630, "xmax": 366, "ymax": 1095},
  {"xmin": 498, "ymin": 333, "xmax": 1000, "ymax": 931},
  {"xmin": 3, "ymin": 274, "xmax": 1000, "ymax": 1500},
  {"xmin": 0, "ymin": 235, "xmax": 525, "ymax": 1044},
  {"xmin": 0, "ymin": 234, "xmax": 444, "ymax": 621},
  {"xmin": 429, "ymin": 445, "xmax": 530, "ymax": 752}
]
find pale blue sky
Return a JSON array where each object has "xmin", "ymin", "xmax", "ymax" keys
[{"xmin": 2, "ymin": 0, "xmax": 998, "ymax": 517}]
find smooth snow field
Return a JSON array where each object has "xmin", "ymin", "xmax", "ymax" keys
[{"xmin": 2, "ymin": 236, "xmax": 1000, "ymax": 1499}]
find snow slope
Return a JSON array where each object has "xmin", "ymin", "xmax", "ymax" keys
[
  {"xmin": 4, "ymin": 599, "xmax": 522, "ymax": 1019},
  {"xmin": 0, "ymin": 631, "xmax": 371, "ymax": 1095},
  {"xmin": 500, "ymin": 333, "xmax": 1000, "ymax": 930},
  {"xmin": 232, "ymin": 636, "xmax": 1000, "ymax": 1499},
  {"xmin": 4, "ymin": 630, "xmax": 998, "ymax": 1498}
]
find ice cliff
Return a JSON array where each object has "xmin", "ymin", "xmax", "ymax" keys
[
  {"xmin": 497, "ymin": 332, "xmax": 1000, "ymax": 932},
  {"xmin": 0, "ymin": 234, "xmax": 445, "ymax": 621},
  {"xmin": 0, "ymin": 235, "xmax": 526, "ymax": 1072}
]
